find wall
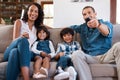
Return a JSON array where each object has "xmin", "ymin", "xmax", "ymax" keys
[{"xmin": 54, "ymin": 0, "xmax": 110, "ymax": 28}]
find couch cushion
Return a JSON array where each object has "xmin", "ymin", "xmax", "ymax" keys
[
  {"xmin": 90, "ymin": 64, "xmax": 117, "ymax": 77},
  {"xmin": 0, "ymin": 25, "xmax": 13, "ymax": 53}
]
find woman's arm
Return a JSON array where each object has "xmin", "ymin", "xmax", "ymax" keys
[{"xmin": 13, "ymin": 19, "xmax": 21, "ymax": 40}]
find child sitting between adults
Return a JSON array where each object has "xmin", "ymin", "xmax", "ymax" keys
[
  {"xmin": 54, "ymin": 28, "xmax": 81, "ymax": 80},
  {"xmin": 31, "ymin": 26, "xmax": 55, "ymax": 79}
]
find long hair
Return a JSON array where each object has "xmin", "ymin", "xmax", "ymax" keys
[
  {"xmin": 36, "ymin": 26, "xmax": 50, "ymax": 41},
  {"xmin": 22, "ymin": 3, "xmax": 44, "ymax": 28}
]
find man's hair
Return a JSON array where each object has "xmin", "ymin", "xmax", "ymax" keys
[
  {"xmin": 60, "ymin": 28, "xmax": 74, "ymax": 39},
  {"xmin": 82, "ymin": 6, "xmax": 95, "ymax": 13}
]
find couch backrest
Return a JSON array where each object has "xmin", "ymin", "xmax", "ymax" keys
[
  {"xmin": 0, "ymin": 25, "xmax": 13, "ymax": 53},
  {"xmin": 112, "ymin": 24, "xmax": 120, "ymax": 44},
  {"xmin": 0, "ymin": 24, "xmax": 120, "ymax": 53}
]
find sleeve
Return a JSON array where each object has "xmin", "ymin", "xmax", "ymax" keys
[
  {"xmin": 106, "ymin": 22, "xmax": 113, "ymax": 37},
  {"xmin": 55, "ymin": 43, "xmax": 64, "ymax": 54},
  {"xmin": 48, "ymin": 41, "xmax": 56, "ymax": 58},
  {"xmin": 31, "ymin": 41, "xmax": 42, "ymax": 55},
  {"xmin": 100, "ymin": 19, "xmax": 113, "ymax": 37},
  {"xmin": 70, "ymin": 25, "xmax": 81, "ymax": 33}
]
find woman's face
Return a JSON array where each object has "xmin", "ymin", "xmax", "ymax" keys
[
  {"xmin": 27, "ymin": 5, "xmax": 39, "ymax": 21},
  {"xmin": 38, "ymin": 30, "xmax": 47, "ymax": 40}
]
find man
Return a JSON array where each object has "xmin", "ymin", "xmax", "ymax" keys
[{"xmin": 70, "ymin": 6, "xmax": 120, "ymax": 80}]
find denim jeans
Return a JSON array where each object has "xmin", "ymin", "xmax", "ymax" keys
[
  {"xmin": 56, "ymin": 56, "xmax": 73, "ymax": 70},
  {"xmin": 3, "ymin": 37, "xmax": 36, "ymax": 80}
]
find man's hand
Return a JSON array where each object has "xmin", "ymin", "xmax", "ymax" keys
[{"xmin": 87, "ymin": 19, "xmax": 100, "ymax": 28}]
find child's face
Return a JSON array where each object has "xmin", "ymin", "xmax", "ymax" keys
[
  {"xmin": 38, "ymin": 30, "xmax": 47, "ymax": 40},
  {"xmin": 63, "ymin": 33, "xmax": 73, "ymax": 43}
]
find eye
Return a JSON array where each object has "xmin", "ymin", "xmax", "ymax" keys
[{"xmin": 83, "ymin": 13, "xmax": 86, "ymax": 16}]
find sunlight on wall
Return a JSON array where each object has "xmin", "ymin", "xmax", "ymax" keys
[{"xmin": 117, "ymin": 0, "xmax": 120, "ymax": 24}]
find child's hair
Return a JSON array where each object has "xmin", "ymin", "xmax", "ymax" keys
[
  {"xmin": 36, "ymin": 26, "xmax": 50, "ymax": 40},
  {"xmin": 60, "ymin": 28, "xmax": 74, "ymax": 39}
]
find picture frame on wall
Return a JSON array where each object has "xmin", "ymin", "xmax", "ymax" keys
[{"xmin": 71, "ymin": 0, "xmax": 93, "ymax": 2}]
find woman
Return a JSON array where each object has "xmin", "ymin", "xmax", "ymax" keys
[{"xmin": 3, "ymin": 3, "xmax": 44, "ymax": 80}]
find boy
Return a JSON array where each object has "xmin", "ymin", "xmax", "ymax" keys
[{"xmin": 54, "ymin": 28, "xmax": 81, "ymax": 80}]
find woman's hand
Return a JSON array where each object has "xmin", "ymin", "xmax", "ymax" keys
[{"xmin": 22, "ymin": 32, "xmax": 29, "ymax": 39}]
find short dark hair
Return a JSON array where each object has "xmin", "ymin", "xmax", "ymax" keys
[
  {"xmin": 36, "ymin": 26, "xmax": 50, "ymax": 40},
  {"xmin": 22, "ymin": 3, "xmax": 44, "ymax": 28},
  {"xmin": 60, "ymin": 28, "xmax": 74, "ymax": 39},
  {"xmin": 82, "ymin": 6, "xmax": 95, "ymax": 14}
]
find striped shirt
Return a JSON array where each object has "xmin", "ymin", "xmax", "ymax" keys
[{"xmin": 56, "ymin": 41, "xmax": 81, "ymax": 56}]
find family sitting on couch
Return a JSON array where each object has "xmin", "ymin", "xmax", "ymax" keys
[{"xmin": 3, "ymin": 2, "xmax": 120, "ymax": 80}]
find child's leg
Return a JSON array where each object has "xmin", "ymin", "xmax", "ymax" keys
[
  {"xmin": 56, "ymin": 56, "xmax": 70, "ymax": 69},
  {"xmin": 34, "ymin": 56, "xmax": 42, "ymax": 73},
  {"xmin": 40, "ymin": 57, "xmax": 50, "ymax": 76}
]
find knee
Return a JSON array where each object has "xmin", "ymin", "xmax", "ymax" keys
[
  {"xmin": 72, "ymin": 50, "xmax": 83, "ymax": 59},
  {"xmin": 20, "ymin": 37, "xmax": 29, "ymax": 45},
  {"xmin": 43, "ymin": 57, "xmax": 50, "ymax": 62},
  {"xmin": 9, "ymin": 48, "xmax": 18, "ymax": 59},
  {"xmin": 113, "ymin": 42, "xmax": 120, "ymax": 50},
  {"xmin": 35, "ymin": 56, "xmax": 42, "ymax": 61}
]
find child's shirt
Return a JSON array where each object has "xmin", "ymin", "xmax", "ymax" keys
[
  {"xmin": 31, "ymin": 40, "xmax": 55, "ymax": 58},
  {"xmin": 56, "ymin": 41, "xmax": 81, "ymax": 57}
]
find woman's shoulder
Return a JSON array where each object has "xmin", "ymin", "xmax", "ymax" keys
[{"xmin": 14, "ymin": 19, "xmax": 22, "ymax": 28}]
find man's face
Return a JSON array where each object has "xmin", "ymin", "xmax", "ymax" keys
[{"xmin": 82, "ymin": 8, "xmax": 96, "ymax": 21}]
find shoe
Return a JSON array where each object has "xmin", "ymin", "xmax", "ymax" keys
[
  {"xmin": 33, "ymin": 72, "xmax": 46, "ymax": 79},
  {"xmin": 40, "ymin": 67, "xmax": 48, "ymax": 77},
  {"xmin": 54, "ymin": 67, "xmax": 69, "ymax": 80},
  {"xmin": 67, "ymin": 66, "xmax": 77, "ymax": 80}
]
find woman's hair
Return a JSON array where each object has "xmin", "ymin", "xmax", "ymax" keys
[
  {"xmin": 36, "ymin": 26, "xmax": 50, "ymax": 40},
  {"xmin": 22, "ymin": 2, "xmax": 44, "ymax": 28},
  {"xmin": 60, "ymin": 28, "xmax": 74, "ymax": 39}
]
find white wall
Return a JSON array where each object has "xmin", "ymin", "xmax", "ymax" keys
[{"xmin": 54, "ymin": 0, "xmax": 110, "ymax": 28}]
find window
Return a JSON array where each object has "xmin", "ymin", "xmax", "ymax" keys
[{"xmin": 41, "ymin": 1, "xmax": 54, "ymax": 27}]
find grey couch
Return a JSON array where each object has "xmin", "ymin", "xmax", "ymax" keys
[{"xmin": 0, "ymin": 24, "xmax": 120, "ymax": 80}]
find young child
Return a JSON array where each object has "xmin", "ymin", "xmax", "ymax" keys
[
  {"xmin": 31, "ymin": 26, "xmax": 55, "ymax": 79},
  {"xmin": 54, "ymin": 28, "xmax": 81, "ymax": 80}
]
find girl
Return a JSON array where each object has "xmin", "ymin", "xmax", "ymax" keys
[{"xmin": 31, "ymin": 26, "xmax": 55, "ymax": 79}]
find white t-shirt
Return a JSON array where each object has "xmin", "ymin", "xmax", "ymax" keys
[{"xmin": 20, "ymin": 19, "xmax": 37, "ymax": 48}]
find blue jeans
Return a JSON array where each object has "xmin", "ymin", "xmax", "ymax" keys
[
  {"xmin": 3, "ymin": 37, "xmax": 36, "ymax": 80},
  {"xmin": 56, "ymin": 56, "xmax": 73, "ymax": 70}
]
